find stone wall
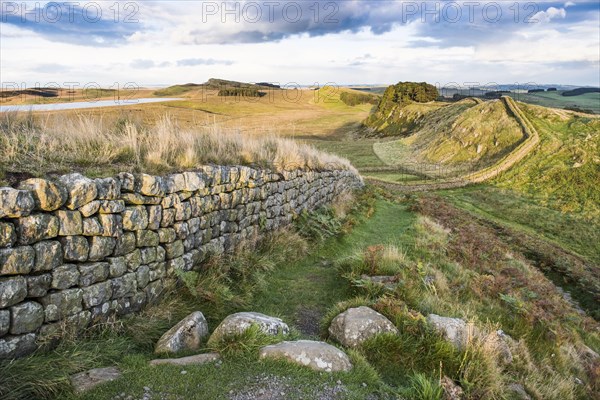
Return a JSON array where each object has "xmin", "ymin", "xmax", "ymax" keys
[{"xmin": 0, "ymin": 166, "xmax": 362, "ymax": 359}]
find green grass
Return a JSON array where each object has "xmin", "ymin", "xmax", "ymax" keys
[
  {"xmin": 305, "ymin": 137, "xmax": 386, "ymax": 169},
  {"xmin": 510, "ymin": 91, "xmax": 600, "ymax": 114}
]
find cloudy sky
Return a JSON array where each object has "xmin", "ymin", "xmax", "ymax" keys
[{"xmin": 1, "ymin": 1, "xmax": 599, "ymax": 88}]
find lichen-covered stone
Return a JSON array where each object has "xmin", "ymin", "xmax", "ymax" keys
[
  {"xmin": 0, "ymin": 246, "xmax": 34, "ymax": 275},
  {"xmin": 10, "ymin": 301, "xmax": 44, "ymax": 334},
  {"xmin": 155, "ymin": 311, "xmax": 208, "ymax": 354},
  {"xmin": 122, "ymin": 192, "xmax": 162, "ymax": 205},
  {"xmin": 148, "ymin": 262, "xmax": 166, "ymax": 281},
  {"xmin": 0, "ymin": 333, "xmax": 37, "ymax": 359},
  {"xmin": 98, "ymin": 200, "xmax": 125, "ymax": 214},
  {"xmin": 164, "ymin": 240, "xmax": 184, "ymax": 259},
  {"xmin": 122, "ymin": 206, "xmax": 149, "ymax": 231},
  {"xmin": 0, "ymin": 187, "xmax": 35, "ymax": 218},
  {"xmin": 56, "ymin": 210, "xmax": 83, "ymax": 236},
  {"xmin": 15, "ymin": 214, "xmax": 59, "ymax": 245},
  {"xmin": 0, "ymin": 276, "xmax": 27, "ymax": 308},
  {"xmin": 136, "ymin": 265, "xmax": 150, "ymax": 289},
  {"xmin": 124, "ymin": 249, "xmax": 141, "ymax": 271},
  {"xmin": 58, "ymin": 173, "xmax": 98, "ymax": 210},
  {"xmin": 60, "ymin": 236, "xmax": 89, "ymax": 262},
  {"xmin": 32, "ymin": 240, "xmax": 62, "ymax": 272},
  {"xmin": 183, "ymin": 172, "xmax": 205, "ymax": 191},
  {"xmin": 117, "ymin": 172, "xmax": 135, "ymax": 192},
  {"xmin": 78, "ymin": 262, "xmax": 109, "ymax": 287},
  {"xmin": 98, "ymin": 214, "xmax": 122, "ymax": 237},
  {"xmin": 173, "ymin": 222, "xmax": 189, "ymax": 239},
  {"xmin": 26, "ymin": 274, "xmax": 51, "ymax": 297},
  {"xmin": 88, "ymin": 237, "xmax": 115, "ymax": 261},
  {"xmin": 156, "ymin": 246, "xmax": 166, "ymax": 262},
  {"xmin": 164, "ymin": 173, "xmax": 186, "ymax": 194},
  {"xmin": 18, "ymin": 178, "xmax": 67, "ymax": 211},
  {"xmin": 0, "ymin": 222, "xmax": 16, "ymax": 248},
  {"xmin": 40, "ymin": 289, "xmax": 83, "ymax": 322},
  {"xmin": 70, "ymin": 366, "xmax": 122, "ymax": 394},
  {"xmin": 82, "ymin": 281, "xmax": 113, "ymax": 308},
  {"xmin": 52, "ymin": 264, "xmax": 80, "ymax": 289},
  {"xmin": 161, "ymin": 194, "xmax": 180, "ymax": 209},
  {"xmin": 0, "ymin": 310, "xmax": 9, "ymax": 337},
  {"xmin": 157, "ymin": 228, "xmax": 176, "ymax": 243},
  {"xmin": 82, "ymin": 217, "xmax": 103, "ymax": 236},
  {"xmin": 95, "ymin": 177, "xmax": 121, "ymax": 200},
  {"xmin": 160, "ymin": 208, "xmax": 175, "ymax": 227},
  {"xmin": 134, "ymin": 174, "xmax": 165, "ymax": 197},
  {"xmin": 259, "ymin": 340, "xmax": 352, "ymax": 373},
  {"xmin": 136, "ymin": 230, "xmax": 159, "ymax": 247},
  {"xmin": 328, "ymin": 307, "xmax": 398, "ymax": 348},
  {"xmin": 107, "ymin": 257, "xmax": 127, "ymax": 278},
  {"xmin": 111, "ymin": 273, "xmax": 137, "ymax": 298},
  {"xmin": 78, "ymin": 200, "xmax": 101, "ymax": 218},
  {"xmin": 208, "ymin": 312, "xmax": 289, "ymax": 345},
  {"xmin": 140, "ymin": 247, "xmax": 157, "ymax": 264},
  {"xmin": 174, "ymin": 201, "xmax": 191, "ymax": 221},
  {"xmin": 113, "ymin": 232, "xmax": 135, "ymax": 257},
  {"xmin": 427, "ymin": 314, "xmax": 469, "ymax": 350},
  {"xmin": 146, "ymin": 205, "xmax": 162, "ymax": 230}
]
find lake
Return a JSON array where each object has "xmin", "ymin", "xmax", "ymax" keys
[{"xmin": 0, "ymin": 98, "xmax": 181, "ymax": 112}]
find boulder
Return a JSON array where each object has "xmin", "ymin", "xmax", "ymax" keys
[
  {"xmin": 328, "ymin": 306, "xmax": 398, "ymax": 348},
  {"xmin": 155, "ymin": 311, "xmax": 209, "ymax": 354},
  {"xmin": 70, "ymin": 366, "xmax": 122, "ymax": 394},
  {"xmin": 208, "ymin": 312, "xmax": 289, "ymax": 344},
  {"xmin": 149, "ymin": 352, "xmax": 220, "ymax": 366},
  {"xmin": 58, "ymin": 173, "xmax": 98, "ymax": 210},
  {"xmin": 0, "ymin": 333, "xmax": 37, "ymax": 359},
  {"xmin": 427, "ymin": 314, "xmax": 469, "ymax": 350},
  {"xmin": 18, "ymin": 178, "xmax": 67, "ymax": 211},
  {"xmin": 259, "ymin": 340, "xmax": 352, "ymax": 372}
]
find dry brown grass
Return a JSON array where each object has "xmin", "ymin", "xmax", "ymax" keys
[{"xmin": 0, "ymin": 112, "xmax": 356, "ymax": 182}]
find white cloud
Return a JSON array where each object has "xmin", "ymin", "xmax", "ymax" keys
[{"xmin": 532, "ymin": 7, "xmax": 568, "ymax": 23}]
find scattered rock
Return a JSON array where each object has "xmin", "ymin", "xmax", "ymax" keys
[
  {"xmin": 209, "ymin": 312, "xmax": 289, "ymax": 344},
  {"xmin": 329, "ymin": 306, "xmax": 398, "ymax": 348},
  {"xmin": 155, "ymin": 311, "xmax": 209, "ymax": 354},
  {"xmin": 441, "ymin": 376, "xmax": 463, "ymax": 400},
  {"xmin": 149, "ymin": 352, "xmax": 220, "ymax": 366},
  {"xmin": 70, "ymin": 366, "xmax": 122, "ymax": 394},
  {"xmin": 507, "ymin": 383, "xmax": 532, "ymax": 400},
  {"xmin": 259, "ymin": 340, "xmax": 352, "ymax": 372},
  {"xmin": 427, "ymin": 314, "xmax": 469, "ymax": 349}
]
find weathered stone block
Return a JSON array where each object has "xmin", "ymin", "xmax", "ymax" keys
[
  {"xmin": 157, "ymin": 228, "xmax": 176, "ymax": 243},
  {"xmin": 122, "ymin": 206, "xmax": 148, "ymax": 231},
  {"xmin": 148, "ymin": 262, "xmax": 166, "ymax": 281},
  {"xmin": 40, "ymin": 289, "xmax": 83, "ymax": 322},
  {"xmin": 95, "ymin": 177, "xmax": 121, "ymax": 200},
  {"xmin": 156, "ymin": 246, "xmax": 166, "ymax": 262},
  {"xmin": 15, "ymin": 214, "xmax": 59, "ymax": 245},
  {"xmin": 161, "ymin": 208, "xmax": 175, "ymax": 227},
  {"xmin": 111, "ymin": 273, "xmax": 137, "ymax": 298},
  {"xmin": 0, "ymin": 188, "xmax": 35, "ymax": 218},
  {"xmin": 0, "ymin": 222, "xmax": 16, "ymax": 248},
  {"xmin": 58, "ymin": 173, "xmax": 98, "ymax": 210},
  {"xmin": 164, "ymin": 173, "xmax": 185, "ymax": 194},
  {"xmin": 52, "ymin": 264, "xmax": 80, "ymax": 289},
  {"xmin": 56, "ymin": 210, "xmax": 83, "ymax": 236},
  {"xmin": 164, "ymin": 240, "xmax": 184, "ymax": 259},
  {"xmin": 173, "ymin": 222, "xmax": 189, "ymax": 240},
  {"xmin": 140, "ymin": 247, "xmax": 157, "ymax": 264},
  {"xmin": 124, "ymin": 249, "xmax": 141, "ymax": 271},
  {"xmin": 0, "ymin": 333, "xmax": 37, "ymax": 359},
  {"xmin": 166, "ymin": 256, "xmax": 185, "ymax": 274},
  {"xmin": 79, "ymin": 200, "xmax": 101, "ymax": 218},
  {"xmin": 107, "ymin": 257, "xmax": 127, "ymax": 278},
  {"xmin": 82, "ymin": 217, "xmax": 103, "ymax": 236},
  {"xmin": 117, "ymin": 172, "xmax": 135, "ymax": 192},
  {"xmin": 10, "ymin": 301, "xmax": 44, "ymax": 334},
  {"xmin": 122, "ymin": 193, "xmax": 161, "ymax": 205},
  {"xmin": 78, "ymin": 262, "xmax": 109, "ymax": 287},
  {"xmin": 88, "ymin": 237, "xmax": 116, "ymax": 261},
  {"xmin": 98, "ymin": 214, "xmax": 122, "ymax": 237},
  {"xmin": 98, "ymin": 200, "xmax": 125, "ymax": 214},
  {"xmin": 60, "ymin": 236, "xmax": 89, "ymax": 262},
  {"xmin": 146, "ymin": 205, "xmax": 162, "ymax": 230},
  {"xmin": 134, "ymin": 174, "xmax": 165, "ymax": 197},
  {"xmin": 0, "ymin": 276, "xmax": 27, "ymax": 308},
  {"xmin": 161, "ymin": 194, "xmax": 180, "ymax": 209},
  {"xmin": 174, "ymin": 201, "xmax": 191, "ymax": 221},
  {"xmin": 136, "ymin": 265, "xmax": 150, "ymax": 289},
  {"xmin": 0, "ymin": 310, "xmax": 9, "ymax": 337},
  {"xmin": 0, "ymin": 246, "xmax": 34, "ymax": 275},
  {"xmin": 136, "ymin": 230, "xmax": 159, "ymax": 247},
  {"xmin": 26, "ymin": 274, "xmax": 52, "ymax": 297},
  {"xmin": 82, "ymin": 281, "xmax": 113, "ymax": 308},
  {"xmin": 145, "ymin": 280, "xmax": 164, "ymax": 304},
  {"xmin": 18, "ymin": 178, "xmax": 67, "ymax": 211}
]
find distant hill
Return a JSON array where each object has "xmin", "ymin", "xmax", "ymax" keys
[
  {"xmin": 154, "ymin": 79, "xmax": 281, "ymax": 96},
  {"xmin": 562, "ymin": 87, "xmax": 600, "ymax": 97}
]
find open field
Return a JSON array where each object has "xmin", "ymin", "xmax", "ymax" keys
[{"xmin": 510, "ymin": 91, "xmax": 600, "ymax": 114}]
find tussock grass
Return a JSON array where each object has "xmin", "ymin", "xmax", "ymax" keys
[{"xmin": 0, "ymin": 112, "xmax": 355, "ymax": 183}]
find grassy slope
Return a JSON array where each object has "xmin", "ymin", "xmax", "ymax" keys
[{"xmin": 511, "ymin": 91, "xmax": 600, "ymax": 114}]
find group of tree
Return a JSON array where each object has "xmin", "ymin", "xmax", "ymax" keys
[
  {"xmin": 339, "ymin": 91, "xmax": 379, "ymax": 106},
  {"xmin": 218, "ymin": 88, "xmax": 265, "ymax": 97},
  {"xmin": 382, "ymin": 81, "xmax": 439, "ymax": 105}
]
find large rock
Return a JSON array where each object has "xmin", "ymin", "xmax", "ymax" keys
[
  {"xmin": 95, "ymin": 177, "xmax": 121, "ymax": 200},
  {"xmin": 70, "ymin": 367, "xmax": 122, "ymax": 394},
  {"xmin": 78, "ymin": 262, "xmax": 109, "ymax": 287},
  {"xmin": 259, "ymin": 340, "xmax": 353, "ymax": 372},
  {"xmin": 427, "ymin": 314, "xmax": 469, "ymax": 349},
  {"xmin": 208, "ymin": 312, "xmax": 289, "ymax": 344},
  {"xmin": 0, "ymin": 276, "xmax": 27, "ymax": 308},
  {"xmin": 9, "ymin": 301, "xmax": 44, "ymax": 334},
  {"xmin": 328, "ymin": 306, "xmax": 398, "ymax": 348},
  {"xmin": 0, "ymin": 246, "xmax": 34, "ymax": 275},
  {"xmin": 58, "ymin": 173, "xmax": 98, "ymax": 210},
  {"xmin": 88, "ymin": 236, "xmax": 116, "ymax": 261},
  {"xmin": 60, "ymin": 236, "xmax": 89, "ymax": 262},
  {"xmin": 32, "ymin": 241, "xmax": 63, "ymax": 272},
  {"xmin": 149, "ymin": 352, "xmax": 220, "ymax": 366},
  {"xmin": 0, "ymin": 333, "xmax": 37, "ymax": 359},
  {"xmin": 155, "ymin": 311, "xmax": 209, "ymax": 354},
  {"xmin": 55, "ymin": 210, "xmax": 83, "ymax": 236},
  {"xmin": 52, "ymin": 264, "xmax": 80, "ymax": 289},
  {"xmin": 15, "ymin": 214, "xmax": 59, "ymax": 245},
  {"xmin": 0, "ymin": 187, "xmax": 35, "ymax": 218},
  {"xmin": 122, "ymin": 206, "xmax": 149, "ymax": 231},
  {"xmin": 26, "ymin": 274, "xmax": 52, "ymax": 297},
  {"xmin": 18, "ymin": 178, "xmax": 67, "ymax": 211},
  {"xmin": 40, "ymin": 289, "xmax": 83, "ymax": 322}
]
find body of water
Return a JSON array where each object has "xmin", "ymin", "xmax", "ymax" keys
[{"xmin": 0, "ymin": 98, "xmax": 181, "ymax": 112}]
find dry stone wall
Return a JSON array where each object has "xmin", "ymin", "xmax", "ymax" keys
[{"xmin": 0, "ymin": 166, "xmax": 362, "ymax": 359}]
